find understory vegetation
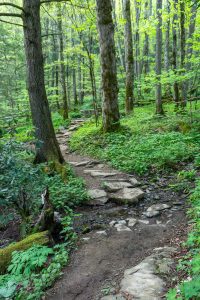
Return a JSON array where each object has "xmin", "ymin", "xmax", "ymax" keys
[
  {"xmin": 70, "ymin": 104, "xmax": 200, "ymax": 175},
  {"xmin": 0, "ymin": 137, "xmax": 88, "ymax": 299}
]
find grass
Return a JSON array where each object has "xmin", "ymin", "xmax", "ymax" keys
[{"xmin": 70, "ymin": 104, "xmax": 200, "ymax": 175}]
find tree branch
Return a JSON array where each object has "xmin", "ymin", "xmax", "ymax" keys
[
  {"xmin": 0, "ymin": 3, "xmax": 24, "ymax": 12},
  {"xmin": 0, "ymin": 18, "xmax": 24, "ymax": 27},
  {"xmin": 0, "ymin": 13, "xmax": 22, "ymax": 18}
]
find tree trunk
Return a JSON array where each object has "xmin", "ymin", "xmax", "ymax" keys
[
  {"xmin": 164, "ymin": 0, "xmax": 170, "ymax": 72},
  {"xmin": 96, "ymin": 0, "xmax": 120, "ymax": 132},
  {"xmin": 112, "ymin": 0, "xmax": 126, "ymax": 72},
  {"xmin": 142, "ymin": 0, "xmax": 150, "ymax": 74},
  {"xmin": 123, "ymin": 0, "xmax": 134, "ymax": 114},
  {"xmin": 22, "ymin": 0, "xmax": 64, "ymax": 164},
  {"xmin": 134, "ymin": 0, "xmax": 141, "ymax": 79},
  {"xmin": 186, "ymin": 1, "xmax": 197, "ymax": 95},
  {"xmin": 180, "ymin": 0, "xmax": 187, "ymax": 106},
  {"xmin": 172, "ymin": 0, "xmax": 179, "ymax": 107},
  {"xmin": 155, "ymin": 0, "xmax": 164, "ymax": 115},
  {"xmin": 57, "ymin": 3, "xmax": 68, "ymax": 119}
]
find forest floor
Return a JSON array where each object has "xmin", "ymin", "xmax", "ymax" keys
[{"xmin": 46, "ymin": 120, "xmax": 188, "ymax": 300}]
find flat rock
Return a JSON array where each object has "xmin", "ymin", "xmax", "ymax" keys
[
  {"xmin": 144, "ymin": 211, "xmax": 160, "ymax": 218},
  {"xmin": 119, "ymin": 247, "xmax": 177, "ymax": 300},
  {"xmin": 84, "ymin": 170, "xmax": 119, "ymax": 177},
  {"xmin": 114, "ymin": 224, "xmax": 132, "ymax": 232},
  {"xmin": 96, "ymin": 231, "xmax": 107, "ymax": 236},
  {"xmin": 101, "ymin": 296, "xmax": 125, "ymax": 300},
  {"xmin": 127, "ymin": 218, "xmax": 137, "ymax": 227},
  {"xmin": 88, "ymin": 189, "xmax": 108, "ymax": 205},
  {"xmin": 138, "ymin": 219, "xmax": 150, "ymax": 225},
  {"xmin": 129, "ymin": 177, "xmax": 140, "ymax": 187},
  {"xmin": 103, "ymin": 181, "xmax": 132, "ymax": 192},
  {"xmin": 74, "ymin": 161, "xmax": 91, "ymax": 167},
  {"xmin": 147, "ymin": 204, "xmax": 171, "ymax": 212},
  {"xmin": 109, "ymin": 188, "xmax": 144, "ymax": 205}
]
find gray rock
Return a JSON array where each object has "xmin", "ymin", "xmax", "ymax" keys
[
  {"xmin": 120, "ymin": 247, "xmax": 177, "ymax": 300},
  {"xmin": 117, "ymin": 220, "xmax": 127, "ymax": 225},
  {"xmin": 84, "ymin": 170, "xmax": 119, "ymax": 177},
  {"xmin": 129, "ymin": 177, "xmax": 140, "ymax": 187},
  {"xmin": 101, "ymin": 296, "xmax": 125, "ymax": 300},
  {"xmin": 114, "ymin": 224, "xmax": 132, "ymax": 232},
  {"xmin": 138, "ymin": 219, "xmax": 150, "ymax": 225},
  {"xmin": 88, "ymin": 189, "xmax": 108, "ymax": 205},
  {"xmin": 147, "ymin": 204, "xmax": 171, "ymax": 212},
  {"xmin": 96, "ymin": 231, "xmax": 107, "ymax": 236},
  {"xmin": 74, "ymin": 161, "xmax": 91, "ymax": 167},
  {"xmin": 103, "ymin": 181, "xmax": 132, "ymax": 192},
  {"xmin": 109, "ymin": 188, "xmax": 144, "ymax": 205},
  {"xmin": 144, "ymin": 211, "xmax": 160, "ymax": 218},
  {"xmin": 127, "ymin": 218, "xmax": 137, "ymax": 227}
]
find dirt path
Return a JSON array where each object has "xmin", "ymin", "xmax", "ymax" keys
[{"xmin": 46, "ymin": 120, "xmax": 187, "ymax": 300}]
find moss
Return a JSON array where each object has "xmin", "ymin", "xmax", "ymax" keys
[{"xmin": 0, "ymin": 231, "xmax": 49, "ymax": 274}]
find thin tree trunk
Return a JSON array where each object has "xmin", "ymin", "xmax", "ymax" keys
[
  {"xmin": 164, "ymin": 0, "xmax": 170, "ymax": 72},
  {"xmin": 180, "ymin": 0, "xmax": 187, "ymax": 106},
  {"xmin": 57, "ymin": 3, "xmax": 68, "ymax": 119},
  {"xmin": 96, "ymin": 0, "xmax": 120, "ymax": 132},
  {"xmin": 22, "ymin": 0, "xmax": 64, "ymax": 164},
  {"xmin": 155, "ymin": 0, "xmax": 164, "ymax": 115},
  {"xmin": 123, "ymin": 0, "xmax": 134, "ymax": 114},
  {"xmin": 112, "ymin": 0, "xmax": 126, "ymax": 72},
  {"xmin": 142, "ymin": 0, "xmax": 150, "ymax": 74},
  {"xmin": 172, "ymin": 0, "xmax": 180, "ymax": 107}
]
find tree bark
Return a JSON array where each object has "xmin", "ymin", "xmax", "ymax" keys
[
  {"xmin": 172, "ymin": 0, "xmax": 180, "ymax": 107},
  {"xmin": 96, "ymin": 0, "xmax": 120, "ymax": 132},
  {"xmin": 164, "ymin": 0, "xmax": 170, "ymax": 72},
  {"xmin": 57, "ymin": 3, "xmax": 68, "ymax": 119},
  {"xmin": 155, "ymin": 0, "xmax": 164, "ymax": 115},
  {"xmin": 112, "ymin": 0, "xmax": 126, "ymax": 72},
  {"xmin": 22, "ymin": 0, "xmax": 64, "ymax": 163},
  {"xmin": 123, "ymin": 0, "xmax": 134, "ymax": 114},
  {"xmin": 180, "ymin": 0, "xmax": 187, "ymax": 106},
  {"xmin": 142, "ymin": 0, "xmax": 150, "ymax": 75}
]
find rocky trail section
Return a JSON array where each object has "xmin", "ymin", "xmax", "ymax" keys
[{"xmin": 46, "ymin": 120, "xmax": 187, "ymax": 300}]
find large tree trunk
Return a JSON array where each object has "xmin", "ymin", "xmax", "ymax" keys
[
  {"xmin": 96, "ymin": 0, "xmax": 120, "ymax": 132},
  {"xmin": 22, "ymin": 0, "xmax": 64, "ymax": 164},
  {"xmin": 123, "ymin": 0, "xmax": 134, "ymax": 114},
  {"xmin": 172, "ymin": 0, "xmax": 180, "ymax": 107},
  {"xmin": 57, "ymin": 3, "xmax": 68, "ymax": 119},
  {"xmin": 155, "ymin": 0, "xmax": 164, "ymax": 115}
]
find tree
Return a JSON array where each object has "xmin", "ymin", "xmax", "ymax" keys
[
  {"xmin": 172, "ymin": 0, "xmax": 180, "ymax": 107},
  {"xmin": 155, "ymin": 0, "xmax": 164, "ymax": 115},
  {"xmin": 0, "ymin": 0, "xmax": 67, "ymax": 163},
  {"xmin": 123, "ymin": 0, "xmax": 134, "ymax": 114},
  {"xmin": 180, "ymin": 0, "xmax": 187, "ymax": 106},
  {"xmin": 57, "ymin": 3, "xmax": 69, "ymax": 119},
  {"xmin": 96, "ymin": 0, "xmax": 120, "ymax": 132}
]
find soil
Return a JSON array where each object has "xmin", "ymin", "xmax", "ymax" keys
[{"xmin": 45, "ymin": 123, "xmax": 189, "ymax": 300}]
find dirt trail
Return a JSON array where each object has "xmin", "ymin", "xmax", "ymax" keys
[{"xmin": 46, "ymin": 120, "xmax": 187, "ymax": 300}]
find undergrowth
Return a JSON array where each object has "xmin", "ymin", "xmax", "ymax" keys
[
  {"xmin": 70, "ymin": 105, "xmax": 200, "ymax": 175},
  {"xmin": 167, "ymin": 178, "xmax": 200, "ymax": 300}
]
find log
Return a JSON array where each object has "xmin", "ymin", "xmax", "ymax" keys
[{"xmin": 0, "ymin": 231, "xmax": 50, "ymax": 274}]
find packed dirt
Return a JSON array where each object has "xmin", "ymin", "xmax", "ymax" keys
[{"xmin": 46, "ymin": 121, "xmax": 188, "ymax": 300}]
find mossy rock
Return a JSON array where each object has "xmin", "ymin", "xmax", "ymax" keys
[{"xmin": 0, "ymin": 231, "xmax": 49, "ymax": 274}]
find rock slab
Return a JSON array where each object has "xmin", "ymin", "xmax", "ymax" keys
[{"xmin": 109, "ymin": 188, "xmax": 144, "ymax": 205}]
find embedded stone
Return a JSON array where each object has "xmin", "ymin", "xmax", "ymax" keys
[
  {"xmin": 103, "ymin": 181, "xmax": 132, "ymax": 192},
  {"xmin": 109, "ymin": 188, "xmax": 144, "ymax": 205}
]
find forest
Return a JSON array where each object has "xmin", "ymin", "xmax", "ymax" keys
[{"xmin": 0, "ymin": 0, "xmax": 200, "ymax": 299}]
